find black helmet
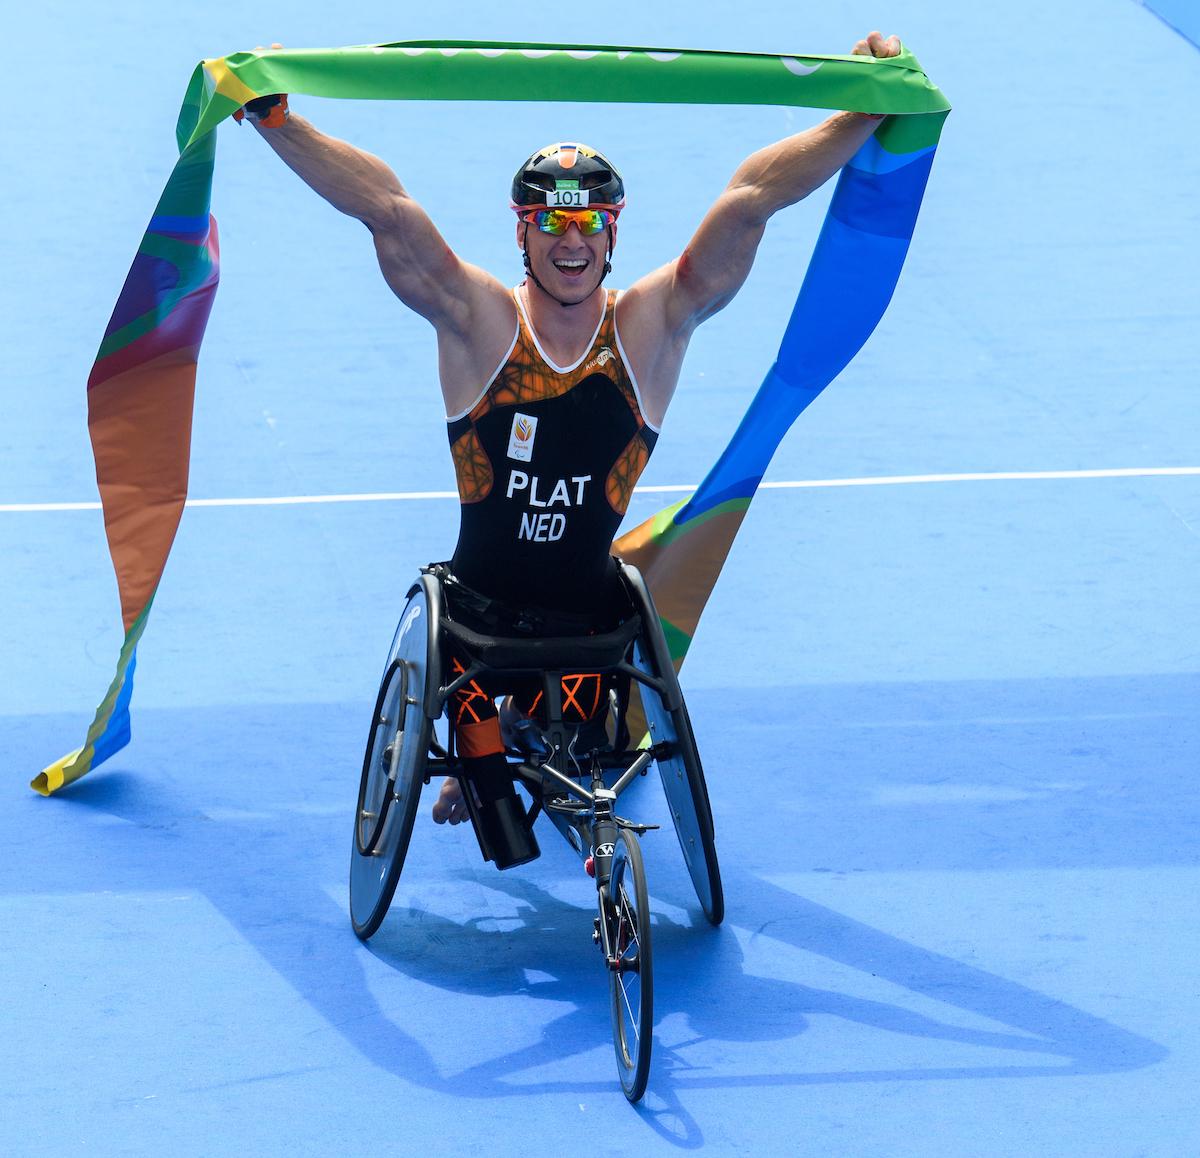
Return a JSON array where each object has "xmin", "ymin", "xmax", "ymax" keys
[{"xmin": 511, "ymin": 142, "xmax": 625, "ymax": 213}]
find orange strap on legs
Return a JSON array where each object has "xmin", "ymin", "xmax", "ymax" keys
[
  {"xmin": 561, "ymin": 673, "xmax": 604, "ymax": 723},
  {"xmin": 457, "ymin": 716, "xmax": 504, "ymax": 759},
  {"xmin": 517, "ymin": 673, "xmax": 605, "ymax": 723},
  {"xmin": 448, "ymin": 654, "xmax": 504, "ymax": 758},
  {"xmin": 449, "ymin": 656, "xmax": 497, "ymax": 727}
]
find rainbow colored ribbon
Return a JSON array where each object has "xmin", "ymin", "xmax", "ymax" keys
[{"xmin": 36, "ymin": 41, "xmax": 949, "ymax": 795}]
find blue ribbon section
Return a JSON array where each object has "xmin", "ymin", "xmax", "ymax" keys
[
  {"xmin": 148, "ymin": 214, "xmax": 212, "ymax": 239},
  {"xmin": 674, "ymin": 137, "xmax": 938, "ymax": 525},
  {"xmin": 91, "ymin": 651, "xmax": 137, "ymax": 768}
]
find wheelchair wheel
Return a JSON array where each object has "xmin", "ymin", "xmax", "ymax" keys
[
  {"xmin": 634, "ymin": 641, "xmax": 725, "ymax": 926},
  {"xmin": 608, "ymin": 828, "xmax": 653, "ymax": 1103},
  {"xmin": 349, "ymin": 583, "xmax": 434, "ymax": 940}
]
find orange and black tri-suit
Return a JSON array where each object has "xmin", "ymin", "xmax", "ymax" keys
[{"xmin": 444, "ymin": 288, "xmax": 658, "ymax": 775}]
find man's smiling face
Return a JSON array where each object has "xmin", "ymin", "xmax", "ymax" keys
[{"xmin": 519, "ymin": 217, "xmax": 616, "ymax": 305}]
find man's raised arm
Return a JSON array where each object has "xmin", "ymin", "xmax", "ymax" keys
[
  {"xmin": 655, "ymin": 32, "xmax": 901, "ymax": 334},
  {"xmin": 247, "ymin": 108, "xmax": 480, "ymax": 332}
]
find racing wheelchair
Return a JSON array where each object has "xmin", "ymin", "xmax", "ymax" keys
[{"xmin": 348, "ymin": 559, "xmax": 722, "ymax": 1102}]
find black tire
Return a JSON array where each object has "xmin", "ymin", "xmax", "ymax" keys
[
  {"xmin": 349, "ymin": 585, "xmax": 434, "ymax": 940},
  {"xmin": 355, "ymin": 658, "xmax": 406, "ymax": 857},
  {"xmin": 634, "ymin": 641, "xmax": 725, "ymax": 926},
  {"xmin": 608, "ymin": 828, "xmax": 654, "ymax": 1102},
  {"xmin": 672, "ymin": 698, "xmax": 724, "ymax": 926}
]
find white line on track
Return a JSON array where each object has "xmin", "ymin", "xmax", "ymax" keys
[{"xmin": 3, "ymin": 466, "xmax": 1198, "ymax": 513}]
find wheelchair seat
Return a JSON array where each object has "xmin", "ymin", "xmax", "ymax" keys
[{"xmin": 439, "ymin": 614, "xmax": 642, "ymax": 675}]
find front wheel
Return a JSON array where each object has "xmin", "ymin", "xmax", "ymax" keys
[{"xmin": 607, "ymin": 828, "xmax": 654, "ymax": 1102}]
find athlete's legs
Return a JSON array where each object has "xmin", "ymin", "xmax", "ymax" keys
[
  {"xmin": 432, "ymin": 663, "xmax": 609, "ymax": 823},
  {"xmin": 511, "ymin": 672, "xmax": 606, "ymax": 726},
  {"xmin": 432, "ymin": 657, "xmax": 507, "ymax": 825}
]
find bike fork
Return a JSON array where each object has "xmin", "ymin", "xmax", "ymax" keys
[{"xmin": 590, "ymin": 768, "xmax": 620, "ymax": 964}]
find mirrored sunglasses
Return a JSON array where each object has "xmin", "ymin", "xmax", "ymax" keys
[{"xmin": 519, "ymin": 208, "xmax": 616, "ymax": 236}]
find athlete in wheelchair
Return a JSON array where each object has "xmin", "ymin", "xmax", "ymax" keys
[
  {"xmin": 340, "ymin": 139, "xmax": 738, "ymax": 1099},
  {"xmin": 244, "ymin": 38, "xmax": 904, "ymax": 1097}
]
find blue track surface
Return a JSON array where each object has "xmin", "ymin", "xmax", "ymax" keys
[
  {"xmin": 1143, "ymin": 0, "xmax": 1200, "ymax": 46},
  {"xmin": 3, "ymin": 2, "xmax": 1198, "ymax": 1153}
]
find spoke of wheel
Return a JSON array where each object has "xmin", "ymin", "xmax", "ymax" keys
[
  {"xmin": 619, "ymin": 886, "xmax": 641, "ymax": 953},
  {"xmin": 619, "ymin": 977, "xmax": 639, "ymax": 1044},
  {"xmin": 614, "ymin": 893, "xmax": 641, "ymax": 1042}
]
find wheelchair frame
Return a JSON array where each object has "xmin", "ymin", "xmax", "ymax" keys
[{"xmin": 348, "ymin": 558, "xmax": 722, "ymax": 1101}]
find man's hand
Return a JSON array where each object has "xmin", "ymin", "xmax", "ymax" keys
[
  {"xmin": 851, "ymin": 31, "xmax": 901, "ymax": 119},
  {"xmin": 852, "ymin": 30, "xmax": 901, "ymax": 59},
  {"xmin": 233, "ymin": 44, "xmax": 289, "ymax": 127},
  {"xmin": 233, "ymin": 94, "xmax": 289, "ymax": 127}
]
